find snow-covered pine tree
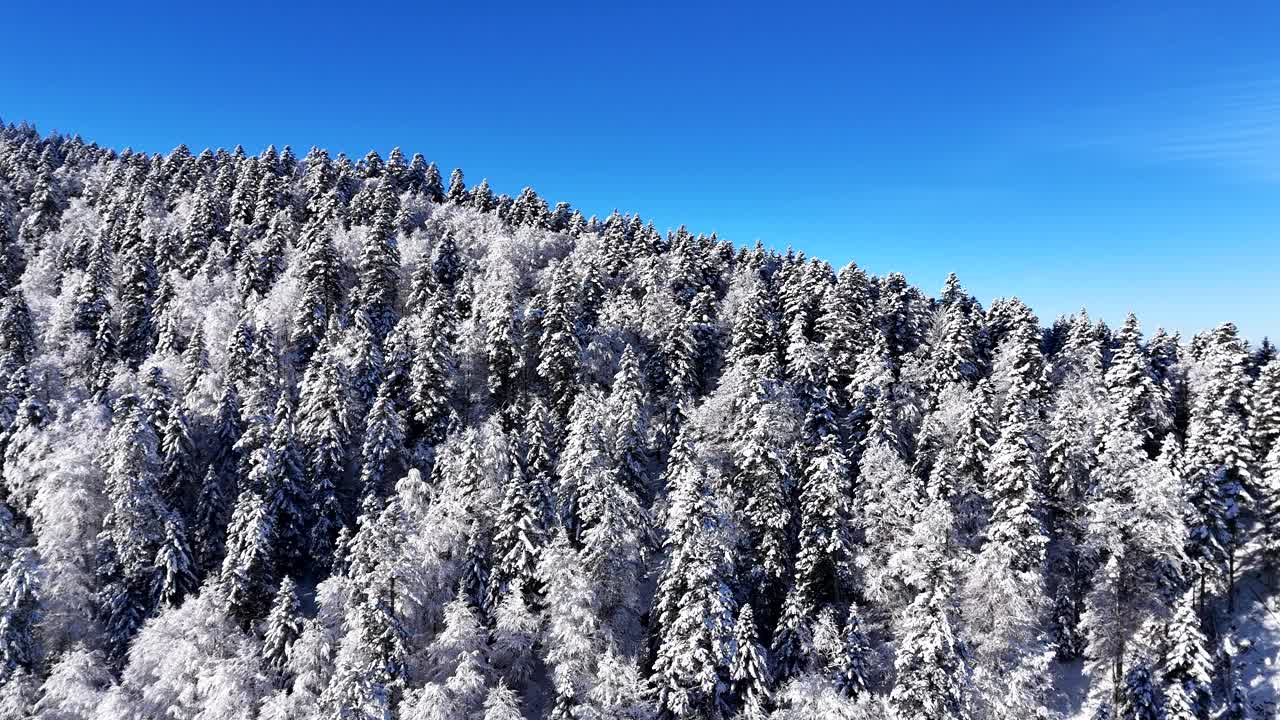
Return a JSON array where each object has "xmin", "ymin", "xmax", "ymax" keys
[
  {"xmin": 263, "ymin": 576, "xmax": 303, "ymax": 680},
  {"xmin": 0, "ymin": 549, "xmax": 40, "ymax": 683},
  {"xmin": 1161, "ymin": 589, "xmax": 1212, "ymax": 720},
  {"xmin": 151, "ymin": 518, "xmax": 197, "ymax": 608},
  {"xmin": 728, "ymin": 604, "xmax": 771, "ymax": 716}
]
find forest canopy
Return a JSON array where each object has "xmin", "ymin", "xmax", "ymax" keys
[{"xmin": 0, "ymin": 121, "xmax": 1274, "ymax": 719}]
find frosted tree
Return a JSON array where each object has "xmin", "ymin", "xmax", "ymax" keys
[
  {"xmin": 220, "ymin": 487, "xmax": 277, "ymax": 624},
  {"xmin": 728, "ymin": 604, "xmax": 771, "ymax": 715},
  {"xmin": 732, "ymin": 380, "xmax": 792, "ymax": 597},
  {"xmin": 359, "ymin": 379, "xmax": 406, "ymax": 499},
  {"xmin": 446, "ymin": 168, "xmax": 467, "ymax": 204},
  {"xmin": 263, "ymin": 576, "xmax": 303, "ymax": 680},
  {"xmin": 489, "ymin": 444, "xmax": 546, "ymax": 602},
  {"xmin": 607, "ymin": 345, "xmax": 651, "ymax": 499},
  {"xmin": 538, "ymin": 261, "xmax": 582, "ymax": 417},
  {"xmin": 1161, "ymin": 589, "xmax": 1211, "ymax": 720},
  {"xmin": 1185, "ymin": 323, "xmax": 1254, "ymax": 608},
  {"xmin": 0, "ymin": 549, "xmax": 40, "ymax": 683},
  {"xmin": 151, "ymin": 519, "xmax": 196, "ymax": 608},
  {"xmin": 1250, "ymin": 359, "xmax": 1280, "ymax": 463},
  {"xmin": 1118, "ymin": 663, "xmax": 1160, "ymax": 720},
  {"xmin": 1080, "ymin": 419, "xmax": 1186, "ymax": 714},
  {"xmin": 352, "ymin": 183, "xmax": 401, "ymax": 339},
  {"xmin": 30, "ymin": 646, "xmax": 112, "ymax": 720},
  {"xmin": 538, "ymin": 531, "xmax": 600, "ymax": 715},
  {"xmin": 490, "ymin": 582, "xmax": 538, "ymax": 688},
  {"xmin": 889, "ymin": 500, "xmax": 972, "ymax": 720},
  {"xmin": 650, "ymin": 431, "xmax": 737, "ymax": 720},
  {"xmin": 794, "ymin": 432, "xmax": 855, "ymax": 614}
]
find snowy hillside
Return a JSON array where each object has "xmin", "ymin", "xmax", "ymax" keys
[{"xmin": 0, "ymin": 121, "xmax": 1276, "ymax": 719}]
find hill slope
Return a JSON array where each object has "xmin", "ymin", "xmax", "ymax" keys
[{"xmin": 0, "ymin": 122, "xmax": 1276, "ymax": 718}]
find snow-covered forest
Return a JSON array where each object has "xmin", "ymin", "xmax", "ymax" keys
[{"xmin": 0, "ymin": 121, "xmax": 1275, "ymax": 719}]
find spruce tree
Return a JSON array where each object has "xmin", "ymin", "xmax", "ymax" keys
[
  {"xmin": 0, "ymin": 549, "xmax": 39, "ymax": 683},
  {"xmin": 151, "ymin": 519, "xmax": 197, "ymax": 608},
  {"xmin": 263, "ymin": 576, "xmax": 303, "ymax": 679},
  {"xmin": 537, "ymin": 261, "xmax": 581, "ymax": 417},
  {"xmin": 352, "ymin": 183, "xmax": 401, "ymax": 339},
  {"xmin": 1162, "ymin": 590, "xmax": 1211, "ymax": 720},
  {"xmin": 728, "ymin": 605, "xmax": 771, "ymax": 716},
  {"xmin": 220, "ymin": 486, "xmax": 277, "ymax": 624},
  {"xmin": 359, "ymin": 380, "xmax": 406, "ymax": 500},
  {"xmin": 447, "ymin": 168, "xmax": 467, "ymax": 204}
]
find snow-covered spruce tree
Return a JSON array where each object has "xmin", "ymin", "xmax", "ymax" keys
[
  {"xmin": 1184, "ymin": 322, "xmax": 1254, "ymax": 610},
  {"xmin": 1161, "ymin": 589, "xmax": 1212, "ymax": 720},
  {"xmin": 649, "ymin": 430, "xmax": 737, "ymax": 719},
  {"xmin": 0, "ymin": 548, "xmax": 40, "ymax": 683},
  {"xmin": 352, "ymin": 182, "xmax": 401, "ymax": 341},
  {"xmin": 728, "ymin": 604, "xmax": 771, "ymax": 715},
  {"xmin": 1080, "ymin": 413, "xmax": 1186, "ymax": 714},
  {"xmin": 889, "ymin": 498, "xmax": 973, "ymax": 720},
  {"xmin": 262, "ymin": 575, "xmax": 303, "ymax": 681}
]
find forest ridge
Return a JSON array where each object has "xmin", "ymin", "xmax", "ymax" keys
[{"xmin": 0, "ymin": 122, "xmax": 1275, "ymax": 719}]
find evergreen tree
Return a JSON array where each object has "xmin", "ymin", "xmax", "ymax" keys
[
  {"xmin": 352, "ymin": 183, "xmax": 401, "ymax": 339},
  {"xmin": 447, "ymin": 168, "xmax": 467, "ymax": 204},
  {"xmin": 1118, "ymin": 663, "xmax": 1160, "ymax": 720},
  {"xmin": 538, "ymin": 261, "xmax": 581, "ymax": 417},
  {"xmin": 1162, "ymin": 590, "xmax": 1212, "ymax": 720},
  {"xmin": 359, "ymin": 380, "xmax": 406, "ymax": 499},
  {"xmin": 650, "ymin": 432, "xmax": 737, "ymax": 720},
  {"xmin": 728, "ymin": 604, "xmax": 771, "ymax": 715},
  {"xmin": 220, "ymin": 486, "xmax": 277, "ymax": 624},
  {"xmin": 263, "ymin": 576, "xmax": 303, "ymax": 679},
  {"xmin": 889, "ymin": 500, "xmax": 972, "ymax": 720},
  {"xmin": 151, "ymin": 519, "xmax": 197, "ymax": 608},
  {"xmin": 421, "ymin": 160, "xmax": 444, "ymax": 202},
  {"xmin": 0, "ymin": 549, "xmax": 39, "ymax": 683}
]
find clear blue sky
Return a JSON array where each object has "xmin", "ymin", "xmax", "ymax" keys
[{"xmin": 5, "ymin": 1, "xmax": 1278, "ymax": 340}]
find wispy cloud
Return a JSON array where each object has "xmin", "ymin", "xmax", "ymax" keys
[{"xmin": 1046, "ymin": 70, "xmax": 1280, "ymax": 180}]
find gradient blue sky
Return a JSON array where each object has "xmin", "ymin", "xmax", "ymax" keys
[{"xmin": 4, "ymin": 1, "xmax": 1278, "ymax": 340}]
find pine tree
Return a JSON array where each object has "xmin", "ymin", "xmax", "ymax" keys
[
  {"xmin": 650, "ymin": 431, "xmax": 737, "ymax": 720},
  {"xmin": 193, "ymin": 465, "xmax": 231, "ymax": 574},
  {"xmin": 297, "ymin": 344, "xmax": 353, "ymax": 545},
  {"xmin": 408, "ymin": 302, "xmax": 457, "ymax": 443},
  {"xmin": 538, "ymin": 261, "xmax": 581, "ymax": 417},
  {"xmin": 1184, "ymin": 324, "xmax": 1254, "ymax": 610},
  {"xmin": 0, "ymin": 549, "xmax": 39, "ymax": 683},
  {"xmin": 606, "ymin": 345, "xmax": 650, "ymax": 499},
  {"xmin": 182, "ymin": 177, "xmax": 219, "ymax": 276},
  {"xmin": 1162, "ymin": 590, "xmax": 1211, "ymax": 720},
  {"xmin": 795, "ymin": 432, "xmax": 855, "ymax": 609},
  {"xmin": 220, "ymin": 486, "xmax": 277, "ymax": 624},
  {"xmin": 471, "ymin": 178, "xmax": 495, "ymax": 212},
  {"xmin": 263, "ymin": 576, "xmax": 303, "ymax": 679},
  {"xmin": 985, "ymin": 303, "xmax": 1048, "ymax": 575},
  {"xmin": 151, "ymin": 519, "xmax": 197, "ymax": 608},
  {"xmin": 447, "ymin": 168, "xmax": 467, "ymax": 204},
  {"xmin": 1118, "ymin": 663, "xmax": 1160, "ymax": 720},
  {"xmin": 490, "ymin": 443, "xmax": 546, "ymax": 603},
  {"xmin": 116, "ymin": 241, "xmax": 158, "ymax": 365},
  {"xmin": 1249, "ymin": 359, "xmax": 1280, "ymax": 466},
  {"xmin": 833, "ymin": 604, "xmax": 872, "ymax": 698},
  {"xmin": 732, "ymin": 377, "xmax": 791, "ymax": 592},
  {"xmin": 352, "ymin": 183, "xmax": 401, "ymax": 339},
  {"xmin": 264, "ymin": 393, "xmax": 309, "ymax": 572},
  {"xmin": 0, "ymin": 290, "xmax": 34, "ymax": 370},
  {"xmin": 359, "ymin": 379, "xmax": 406, "ymax": 499},
  {"xmin": 728, "ymin": 605, "xmax": 771, "ymax": 715},
  {"xmin": 889, "ymin": 500, "xmax": 972, "ymax": 720}
]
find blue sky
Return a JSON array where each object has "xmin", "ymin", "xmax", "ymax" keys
[{"xmin": 4, "ymin": 1, "xmax": 1278, "ymax": 340}]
